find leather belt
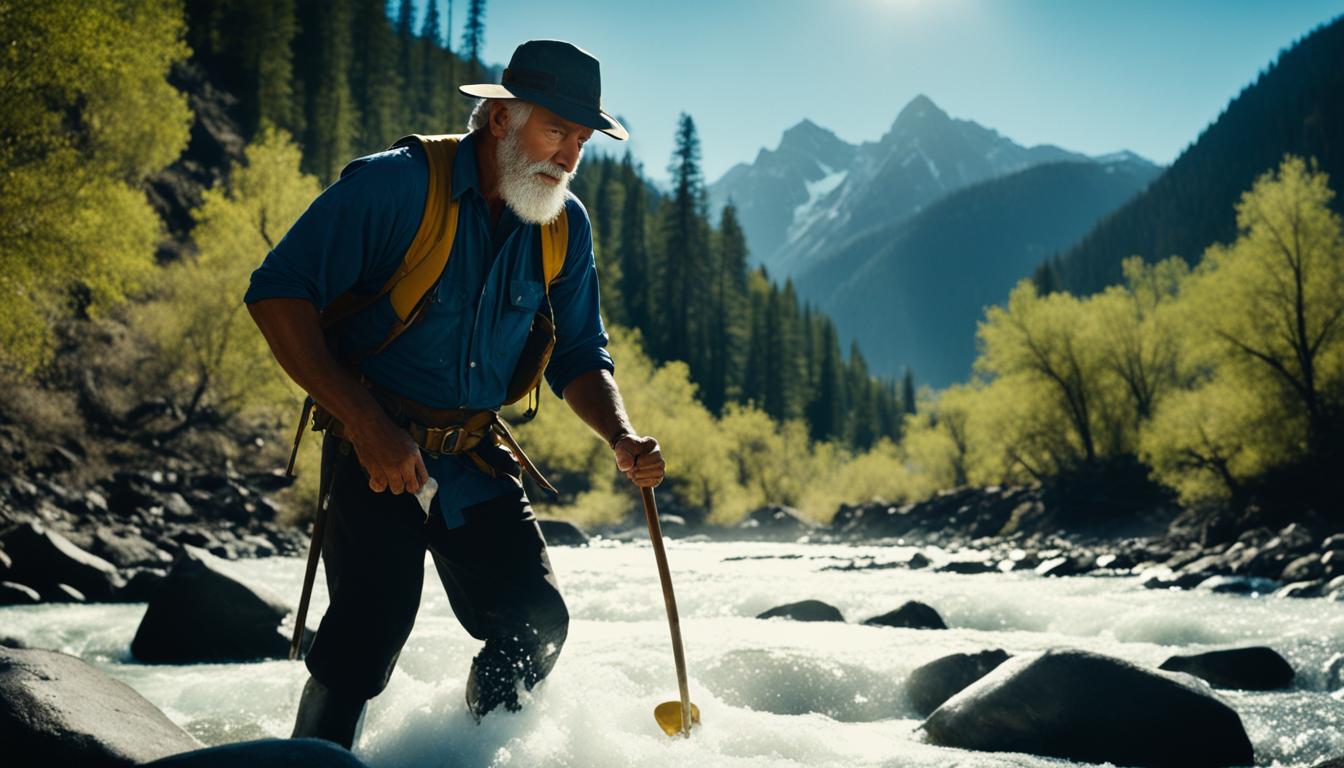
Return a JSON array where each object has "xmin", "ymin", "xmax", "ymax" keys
[{"xmin": 307, "ymin": 383, "xmax": 558, "ymax": 499}]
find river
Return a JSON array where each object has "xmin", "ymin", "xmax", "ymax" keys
[{"xmin": 3, "ymin": 539, "xmax": 1343, "ymax": 767}]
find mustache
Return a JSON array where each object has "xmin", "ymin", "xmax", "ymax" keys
[{"xmin": 524, "ymin": 159, "xmax": 573, "ymax": 184}]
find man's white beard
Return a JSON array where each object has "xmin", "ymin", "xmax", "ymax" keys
[{"xmin": 496, "ymin": 124, "xmax": 576, "ymax": 225}]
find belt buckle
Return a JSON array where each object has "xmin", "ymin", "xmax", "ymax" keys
[{"xmin": 425, "ymin": 425, "xmax": 463, "ymax": 455}]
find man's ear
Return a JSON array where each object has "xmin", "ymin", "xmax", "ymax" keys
[{"xmin": 488, "ymin": 101, "xmax": 510, "ymax": 139}]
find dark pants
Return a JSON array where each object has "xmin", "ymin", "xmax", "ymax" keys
[{"xmin": 304, "ymin": 436, "xmax": 569, "ymax": 713}]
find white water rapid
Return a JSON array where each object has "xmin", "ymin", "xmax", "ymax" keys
[{"xmin": 3, "ymin": 540, "xmax": 1343, "ymax": 767}]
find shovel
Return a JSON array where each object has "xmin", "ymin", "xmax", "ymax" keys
[{"xmin": 640, "ymin": 485, "xmax": 700, "ymax": 737}]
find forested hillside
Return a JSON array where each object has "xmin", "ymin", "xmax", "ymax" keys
[{"xmin": 1047, "ymin": 14, "xmax": 1344, "ymax": 294}]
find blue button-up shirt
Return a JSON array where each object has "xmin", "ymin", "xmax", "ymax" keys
[{"xmin": 244, "ymin": 131, "xmax": 614, "ymax": 526}]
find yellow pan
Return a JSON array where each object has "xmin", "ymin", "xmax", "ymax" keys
[
  {"xmin": 641, "ymin": 486, "xmax": 700, "ymax": 737},
  {"xmin": 655, "ymin": 700, "xmax": 702, "ymax": 737}
]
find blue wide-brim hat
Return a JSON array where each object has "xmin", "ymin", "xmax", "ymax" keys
[{"xmin": 459, "ymin": 39, "xmax": 628, "ymax": 141}]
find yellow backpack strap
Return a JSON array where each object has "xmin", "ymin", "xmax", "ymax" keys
[
  {"xmin": 321, "ymin": 134, "xmax": 464, "ymax": 360},
  {"xmin": 540, "ymin": 207, "xmax": 568, "ymax": 294}
]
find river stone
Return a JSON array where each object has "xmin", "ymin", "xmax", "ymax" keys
[
  {"xmin": 906, "ymin": 649, "xmax": 1010, "ymax": 716},
  {"xmin": 863, "ymin": 600, "xmax": 946, "ymax": 629},
  {"xmin": 1275, "ymin": 580, "xmax": 1324, "ymax": 599},
  {"xmin": 0, "ymin": 522, "xmax": 124, "ymax": 601},
  {"xmin": 0, "ymin": 646, "xmax": 201, "ymax": 766},
  {"xmin": 1325, "ymin": 653, "xmax": 1344, "ymax": 691},
  {"xmin": 0, "ymin": 581, "xmax": 41, "ymax": 605},
  {"xmin": 1281, "ymin": 553, "xmax": 1326, "ymax": 582},
  {"xmin": 1159, "ymin": 646, "xmax": 1294, "ymax": 690},
  {"xmin": 537, "ymin": 519, "xmax": 589, "ymax": 546},
  {"xmin": 756, "ymin": 599, "xmax": 845, "ymax": 622},
  {"xmin": 140, "ymin": 738, "xmax": 371, "ymax": 767},
  {"xmin": 921, "ymin": 649, "xmax": 1253, "ymax": 767},
  {"xmin": 1311, "ymin": 758, "xmax": 1344, "ymax": 768},
  {"xmin": 938, "ymin": 560, "xmax": 997, "ymax": 574},
  {"xmin": 131, "ymin": 545, "xmax": 310, "ymax": 662},
  {"xmin": 92, "ymin": 527, "xmax": 173, "ymax": 569},
  {"xmin": 738, "ymin": 505, "xmax": 817, "ymax": 541}
]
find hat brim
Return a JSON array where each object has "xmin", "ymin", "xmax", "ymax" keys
[{"xmin": 459, "ymin": 83, "xmax": 628, "ymax": 141}]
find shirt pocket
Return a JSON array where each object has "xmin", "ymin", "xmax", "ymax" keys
[{"xmin": 490, "ymin": 279, "xmax": 545, "ymax": 383}]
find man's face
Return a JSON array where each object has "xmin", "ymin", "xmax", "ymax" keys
[{"xmin": 493, "ymin": 102, "xmax": 594, "ymax": 225}]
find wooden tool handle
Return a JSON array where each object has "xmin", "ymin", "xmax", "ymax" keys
[{"xmin": 642, "ymin": 486, "xmax": 693, "ymax": 735}]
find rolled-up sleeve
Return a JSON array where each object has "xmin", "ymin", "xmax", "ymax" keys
[
  {"xmin": 545, "ymin": 197, "xmax": 615, "ymax": 398},
  {"xmin": 243, "ymin": 147, "xmax": 422, "ymax": 309}
]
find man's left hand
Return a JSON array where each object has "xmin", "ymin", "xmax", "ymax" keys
[{"xmin": 613, "ymin": 435, "xmax": 664, "ymax": 488}]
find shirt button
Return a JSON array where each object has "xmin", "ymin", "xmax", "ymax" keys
[{"xmin": 470, "ymin": 361, "xmax": 477, "ymax": 368}]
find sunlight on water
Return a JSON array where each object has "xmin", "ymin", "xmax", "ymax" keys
[{"xmin": 4, "ymin": 540, "xmax": 1344, "ymax": 767}]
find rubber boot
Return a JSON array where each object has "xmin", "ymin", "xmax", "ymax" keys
[{"xmin": 291, "ymin": 675, "xmax": 367, "ymax": 749}]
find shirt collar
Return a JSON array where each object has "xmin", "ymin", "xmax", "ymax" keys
[{"xmin": 451, "ymin": 130, "xmax": 483, "ymax": 201}]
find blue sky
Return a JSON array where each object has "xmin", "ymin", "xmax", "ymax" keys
[{"xmin": 419, "ymin": 0, "xmax": 1344, "ymax": 185}]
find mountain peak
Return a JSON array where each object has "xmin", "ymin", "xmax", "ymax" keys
[
  {"xmin": 780, "ymin": 118, "xmax": 843, "ymax": 150},
  {"xmin": 896, "ymin": 93, "xmax": 947, "ymax": 121}
]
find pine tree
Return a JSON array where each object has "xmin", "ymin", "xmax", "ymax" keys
[
  {"xmin": 618, "ymin": 153, "xmax": 652, "ymax": 333},
  {"xmin": 294, "ymin": 0, "xmax": 358, "ymax": 183},
  {"xmin": 901, "ymin": 368, "xmax": 917, "ymax": 415},
  {"xmin": 806, "ymin": 319, "xmax": 845, "ymax": 441},
  {"xmin": 396, "ymin": 0, "xmax": 421, "ymax": 130},
  {"xmin": 350, "ymin": 0, "xmax": 401, "ymax": 152},
  {"xmin": 462, "ymin": 0, "xmax": 486, "ymax": 83},
  {"xmin": 705, "ymin": 202, "xmax": 749, "ymax": 413},
  {"xmin": 418, "ymin": 0, "xmax": 450, "ymax": 130},
  {"xmin": 658, "ymin": 113, "xmax": 710, "ymax": 370}
]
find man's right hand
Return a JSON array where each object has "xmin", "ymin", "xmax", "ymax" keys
[{"xmin": 348, "ymin": 414, "xmax": 429, "ymax": 495}]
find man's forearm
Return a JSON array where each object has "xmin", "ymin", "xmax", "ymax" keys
[
  {"xmin": 561, "ymin": 368, "xmax": 635, "ymax": 446},
  {"xmin": 247, "ymin": 297, "xmax": 385, "ymax": 435}
]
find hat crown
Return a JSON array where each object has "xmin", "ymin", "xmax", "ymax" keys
[{"xmin": 504, "ymin": 40, "xmax": 601, "ymax": 109}]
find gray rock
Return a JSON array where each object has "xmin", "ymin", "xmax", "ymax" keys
[
  {"xmin": 1196, "ymin": 575, "xmax": 1278, "ymax": 595},
  {"xmin": 1159, "ymin": 646, "xmax": 1294, "ymax": 690},
  {"xmin": 922, "ymin": 649, "xmax": 1253, "ymax": 767},
  {"xmin": 92, "ymin": 527, "xmax": 172, "ymax": 569},
  {"xmin": 0, "ymin": 581, "xmax": 41, "ymax": 605},
  {"xmin": 47, "ymin": 583, "xmax": 86, "ymax": 603},
  {"xmin": 737, "ymin": 505, "xmax": 817, "ymax": 541},
  {"xmin": 863, "ymin": 600, "xmax": 946, "ymax": 630},
  {"xmin": 1280, "ymin": 553, "xmax": 1326, "ymax": 583},
  {"xmin": 1323, "ymin": 533, "xmax": 1344, "ymax": 551},
  {"xmin": 756, "ymin": 599, "xmax": 845, "ymax": 622},
  {"xmin": 938, "ymin": 560, "xmax": 997, "ymax": 574},
  {"xmin": 907, "ymin": 552, "xmax": 931, "ymax": 569},
  {"xmin": 0, "ymin": 523, "xmax": 124, "ymax": 601},
  {"xmin": 1310, "ymin": 758, "xmax": 1344, "ymax": 768},
  {"xmin": 1035, "ymin": 555, "xmax": 1092, "ymax": 577},
  {"xmin": 906, "ymin": 649, "xmax": 1010, "ymax": 716},
  {"xmin": 131, "ymin": 546, "xmax": 311, "ymax": 663},
  {"xmin": 115, "ymin": 569, "xmax": 168, "ymax": 603},
  {"xmin": 0, "ymin": 646, "xmax": 201, "ymax": 767},
  {"xmin": 537, "ymin": 519, "xmax": 590, "ymax": 546},
  {"xmin": 1325, "ymin": 653, "xmax": 1344, "ymax": 691},
  {"xmin": 139, "ymin": 738, "xmax": 371, "ymax": 767},
  {"xmin": 1275, "ymin": 580, "xmax": 1324, "ymax": 599}
]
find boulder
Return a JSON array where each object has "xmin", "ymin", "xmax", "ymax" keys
[
  {"xmin": 906, "ymin": 649, "xmax": 1010, "ymax": 716},
  {"xmin": 907, "ymin": 552, "xmax": 931, "ymax": 569},
  {"xmin": 1280, "ymin": 553, "xmax": 1326, "ymax": 583},
  {"xmin": 140, "ymin": 738, "xmax": 371, "ymax": 767},
  {"xmin": 863, "ymin": 600, "xmax": 946, "ymax": 630},
  {"xmin": 921, "ymin": 649, "xmax": 1253, "ymax": 767},
  {"xmin": 0, "ymin": 523, "xmax": 124, "ymax": 601},
  {"xmin": 1325, "ymin": 653, "xmax": 1344, "ymax": 691},
  {"xmin": 0, "ymin": 646, "xmax": 201, "ymax": 767},
  {"xmin": 131, "ymin": 546, "xmax": 311, "ymax": 663},
  {"xmin": 1034, "ymin": 555, "xmax": 1092, "ymax": 577},
  {"xmin": 1159, "ymin": 646, "xmax": 1294, "ymax": 690},
  {"xmin": 1275, "ymin": 580, "xmax": 1324, "ymax": 599},
  {"xmin": 756, "ymin": 599, "xmax": 844, "ymax": 622},
  {"xmin": 1196, "ymin": 575, "xmax": 1279, "ymax": 595},
  {"xmin": 1310, "ymin": 759, "xmax": 1344, "ymax": 768},
  {"xmin": 937, "ymin": 560, "xmax": 997, "ymax": 575},
  {"xmin": 537, "ymin": 519, "xmax": 589, "ymax": 546},
  {"xmin": 92, "ymin": 527, "xmax": 172, "ymax": 569},
  {"xmin": 115, "ymin": 568, "xmax": 168, "ymax": 603},
  {"xmin": 737, "ymin": 505, "xmax": 817, "ymax": 541},
  {"xmin": 0, "ymin": 581, "xmax": 41, "ymax": 605}
]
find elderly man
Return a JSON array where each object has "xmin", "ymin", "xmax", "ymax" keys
[{"xmin": 245, "ymin": 40, "xmax": 663, "ymax": 747}]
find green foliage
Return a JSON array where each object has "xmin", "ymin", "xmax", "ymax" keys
[
  {"xmin": 139, "ymin": 128, "xmax": 320, "ymax": 424},
  {"xmin": 0, "ymin": 0, "xmax": 191, "ymax": 372}
]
